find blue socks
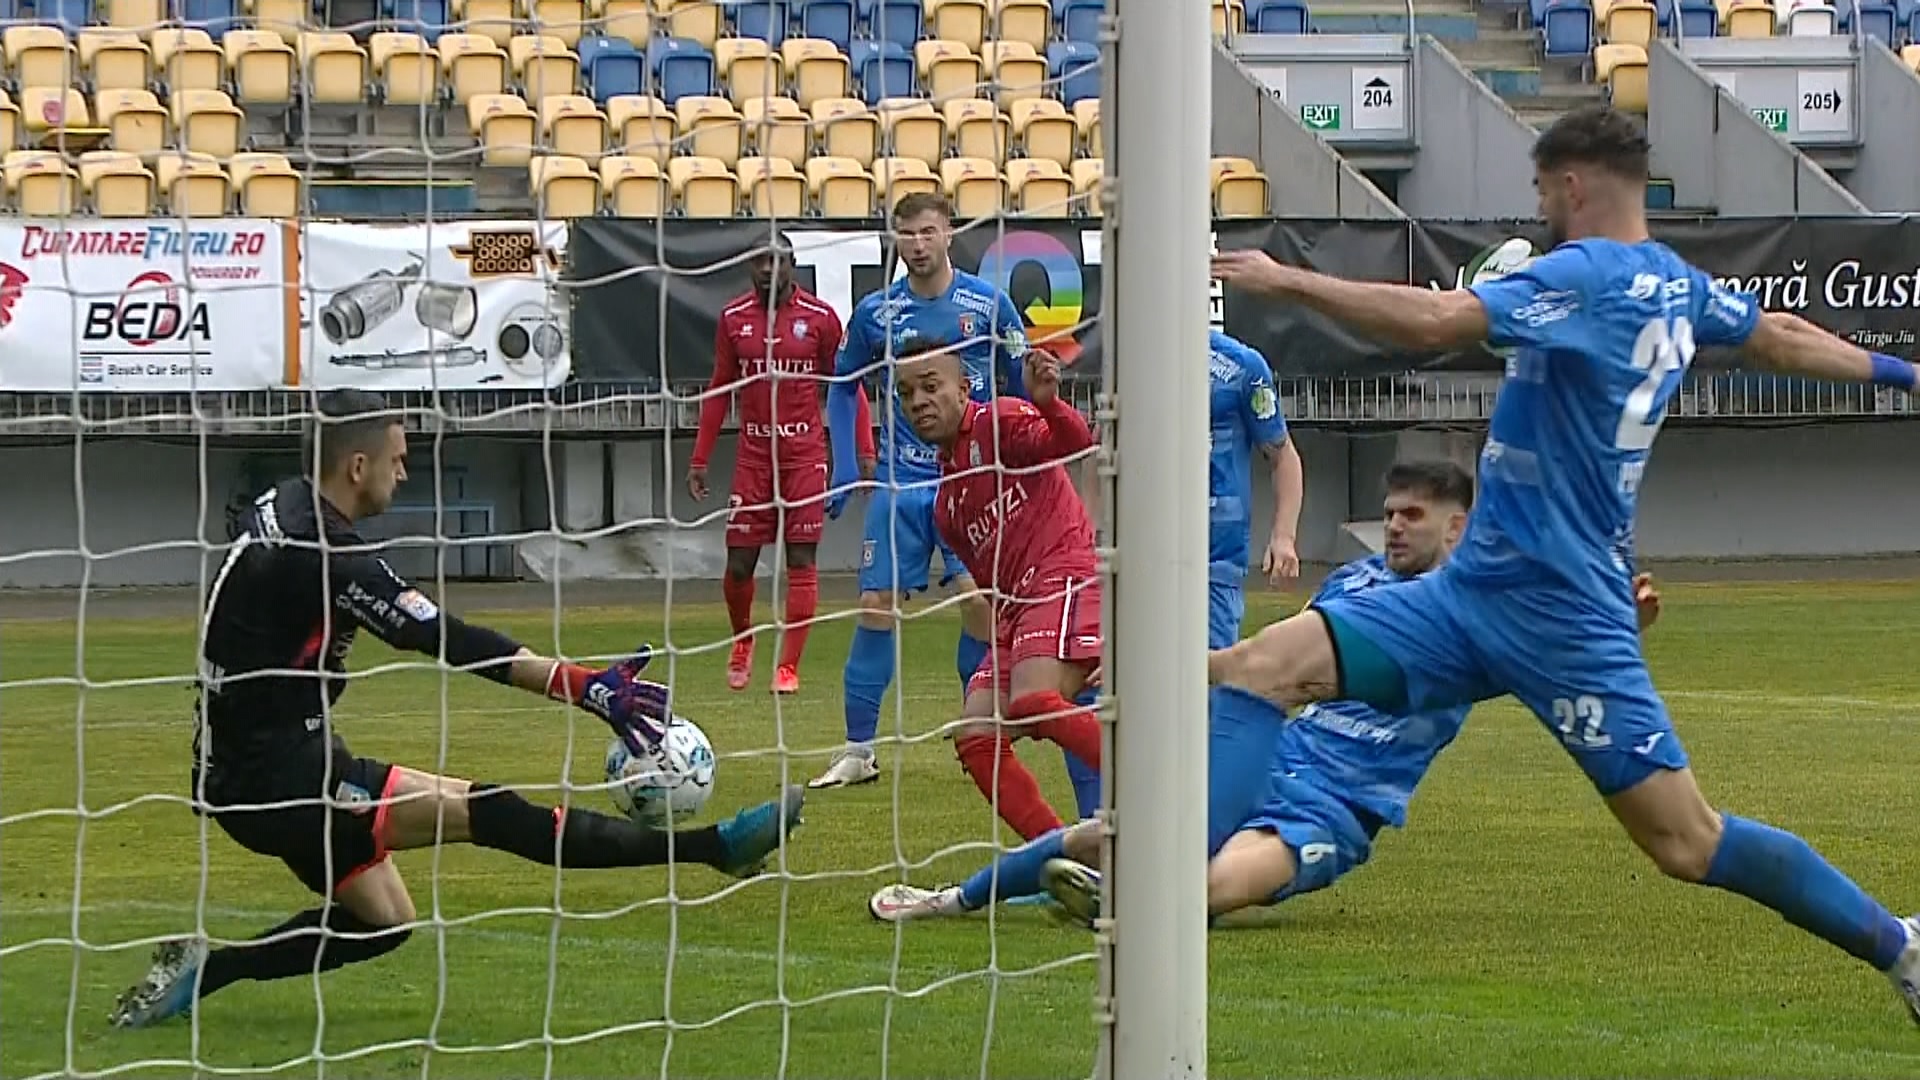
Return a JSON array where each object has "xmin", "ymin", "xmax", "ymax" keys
[
  {"xmin": 842, "ymin": 625, "xmax": 895, "ymax": 746},
  {"xmin": 1064, "ymin": 687, "xmax": 1102, "ymax": 818},
  {"xmin": 960, "ymin": 828, "xmax": 1069, "ymax": 910},
  {"xmin": 1208, "ymin": 686, "xmax": 1284, "ymax": 857},
  {"xmin": 1704, "ymin": 813, "xmax": 1909, "ymax": 970},
  {"xmin": 955, "ymin": 631, "xmax": 989, "ymax": 694}
]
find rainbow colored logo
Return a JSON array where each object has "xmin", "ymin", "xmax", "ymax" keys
[{"xmin": 977, "ymin": 230, "xmax": 1085, "ymax": 365}]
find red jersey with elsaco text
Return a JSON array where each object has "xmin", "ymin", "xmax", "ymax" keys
[
  {"xmin": 693, "ymin": 287, "xmax": 849, "ymax": 468},
  {"xmin": 934, "ymin": 396, "xmax": 1098, "ymax": 599}
]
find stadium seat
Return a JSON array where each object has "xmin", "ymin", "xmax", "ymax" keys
[
  {"xmin": 1005, "ymin": 156, "xmax": 1069, "ymax": 216},
  {"xmin": 107, "ymin": 0, "xmax": 165, "ymax": 37},
  {"xmin": 668, "ymin": 154, "xmax": 738, "ymax": 216},
  {"xmin": 660, "ymin": 0, "xmax": 725, "ymax": 48},
  {"xmin": 992, "ymin": 0, "xmax": 1053, "ymax": 50},
  {"xmin": 878, "ymin": 97, "xmax": 945, "ymax": 166},
  {"xmin": 385, "ymin": 0, "xmax": 452, "ymax": 44},
  {"xmin": 7, "ymin": 27, "xmax": 76, "ymax": 92},
  {"xmin": 454, "ymin": 0, "xmax": 516, "ymax": 45},
  {"xmin": 440, "ymin": 33, "xmax": 510, "ymax": 102},
  {"xmin": 299, "ymin": 32, "xmax": 369, "ymax": 104},
  {"xmin": 254, "ymin": 0, "xmax": 309, "ymax": 42},
  {"xmin": 1211, "ymin": 156, "xmax": 1267, "ymax": 217},
  {"xmin": 79, "ymin": 150, "xmax": 154, "ymax": 216},
  {"xmin": 155, "ymin": 151, "xmax": 229, "ymax": 216},
  {"xmin": 6, "ymin": 151, "xmax": 80, "ymax": 215},
  {"xmin": 96, "ymin": 88, "xmax": 168, "ymax": 157},
  {"xmin": 225, "ymin": 30, "xmax": 298, "ymax": 105},
  {"xmin": 983, "ymin": 40, "xmax": 1046, "ymax": 106},
  {"xmin": 783, "ymin": 37, "xmax": 851, "ymax": 108},
  {"xmin": 806, "ymin": 154, "xmax": 873, "ymax": 215},
  {"xmin": 1073, "ymin": 96, "xmax": 1100, "ymax": 157},
  {"xmin": 1048, "ymin": 41, "xmax": 1099, "ymax": 105},
  {"xmin": 21, "ymin": 87, "xmax": 91, "ymax": 140},
  {"xmin": 738, "ymin": 154, "xmax": 806, "ymax": 215},
  {"xmin": 1248, "ymin": 0, "xmax": 1309, "ymax": 31},
  {"xmin": 1598, "ymin": 0, "xmax": 1657, "ymax": 42},
  {"xmin": 1903, "ymin": 42, "xmax": 1920, "ymax": 70},
  {"xmin": 469, "ymin": 92, "xmax": 538, "ymax": 164},
  {"xmin": 676, "ymin": 94, "xmax": 744, "ymax": 165},
  {"xmin": 1675, "ymin": 0, "xmax": 1718, "ymax": 33},
  {"xmin": 594, "ymin": 0, "xmax": 653, "ymax": 48},
  {"xmin": 600, "ymin": 153, "xmax": 667, "ymax": 214},
  {"xmin": 734, "ymin": 0, "xmax": 792, "ymax": 45},
  {"xmin": 945, "ymin": 97, "xmax": 1009, "ymax": 160},
  {"xmin": 1840, "ymin": 0, "xmax": 1897, "ymax": 42},
  {"xmin": 80, "ymin": 30, "xmax": 153, "ymax": 93},
  {"xmin": 929, "ymin": 0, "xmax": 989, "ymax": 50},
  {"xmin": 651, "ymin": 36, "xmax": 716, "ymax": 103},
  {"xmin": 171, "ymin": 88, "xmax": 241, "ymax": 156},
  {"xmin": 371, "ymin": 31, "xmax": 436, "ymax": 104},
  {"xmin": 539, "ymin": 93, "xmax": 608, "ymax": 157},
  {"xmin": 1723, "ymin": 0, "xmax": 1775, "ymax": 33},
  {"xmin": 529, "ymin": 153, "xmax": 599, "ymax": 216},
  {"xmin": 717, "ymin": 37, "xmax": 784, "ymax": 107},
  {"xmin": 813, "ymin": 95, "xmax": 880, "ymax": 165},
  {"xmin": 512, "ymin": 34, "xmax": 580, "ymax": 98},
  {"xmin": 742, "ymin": 94, "xmax": 809, "ymax": 165},
  {"xmin": 581, "ymin": 35, "xmax": 646, "ymax": 104},
  {"xmin": 229, "ymin": 150, "xmax": 302, "ymax": 216},
  {"xmin": 607, "ymin": 93, "xmax": 676, "ymax": 161},
  {"xmin": 0, "ymin": 92, "xmax": 18, "ymax": 154},
  {"xmin": 1011, "ymin": 97, "xmax": 1074, "ymax": 166},
  {"xmin": 178, "ymin": 0, "xmax": 240, "ymax": 38},
  {"xmin": 151, "ymin": 29, "xmax": 224, "ymax": 93},
  {"xmin": 1787, "ymin": 1, "xmax": 1836, "ymax": 31},
  {"xmin": 940, "ymin": 156, "xmax": 1003, "ymax": 215},
  {"xmin": 798, "ymin": 0, "xmax": 857, "ymax": 50},
  {"xmin": 916, "ymin": 39, "xmax": 984, "ymax": 104},
  {"xmin": 1539, "ymin": 2, "xmax": 1594, "ymax": 59},
  {"xmin": 851, "ymin": 40, "xmax": 915, "ymax": 103},
  {"xmin": 865, "ymin": 0, "xmax": 924, "ymax": 45},
  {"xmin": 870, "ymin": 154, "xmax": 939, "ymax": 204},
  {"xmin": 530, "ymin": 0, "xmax": 588, "ymax": 47},
  {"xmin": 1594, "ymin": 42, "xmax": 1647, "ymax": 111},
  {"xmin": 1069, "ymin": 155, "xmax": 1101, "ymax": 215},
  {"xmin": 38, "ymin": 0, "xmax": 92, "ymax": 34},
  {"xmin": 1208, "ymin": 0, "xmax": 1245, "ymax": 35}
]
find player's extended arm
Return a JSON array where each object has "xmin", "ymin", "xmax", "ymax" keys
[
  {"xmin": 1740, "ymin": 311, "xmax": 1920, "ymax": 390},
  {"xmin": 1212, "ymin": 251, "xmax": 1491, "ymax": 352},
  {"xmin": 1266, "ymin": 437, "xmax": 1304, "ymax": 567},
  {"xmin": 689, "ymin": 320, "xmax": 739, "ymax": 472}
]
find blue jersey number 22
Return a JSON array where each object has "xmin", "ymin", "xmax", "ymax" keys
[{"xmin": 1616, "ymin": 316, "xmax": 1697, "ymax": 452}]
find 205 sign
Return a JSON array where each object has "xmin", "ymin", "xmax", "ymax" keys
[{"xmin": 1801, "ymin": 87, "xmax": 1843, "ymax": 112}]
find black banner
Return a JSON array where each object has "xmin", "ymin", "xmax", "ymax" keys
[{"xmin": 568, "ymin": 217, "xmax": 1920, "ymax": 381}]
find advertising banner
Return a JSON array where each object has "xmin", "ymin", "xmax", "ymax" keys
[
  {"xmin": 301, "ymin": 221, "xmax": 572, "ymax": 390},
  {"xmin": 0, "ymin": 220, "xmax": 287, "ymax": 391}
]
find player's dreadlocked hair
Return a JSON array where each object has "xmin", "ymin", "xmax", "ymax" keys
[
  {"xmin": 303, "ymin": 388, "xmax": 401, "ymax": 481},
  {"xmin": 1385, "ymin": 460, "xmax": 1475, "ymax": 511},
  {"xmin": 1531, "ymin": 104, "xmax": 1651, "ymax": 182}
]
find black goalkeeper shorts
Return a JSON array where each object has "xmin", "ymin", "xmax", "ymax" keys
[{"xmin": 205, "ymin": 736, "xmax": 397, "ymax": 898}]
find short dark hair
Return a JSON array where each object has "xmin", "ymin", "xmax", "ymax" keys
[
  {"xmin": 304, "ymin": 389, "xmax": 400, "ymax": 480},
  {"xmin": 891, "ymin": 191, "xmax": 953, "ymax": 224},
  {"xmin": 1385, "ymin": 459, "xmax": 1475, "ymax": 511},
  {"xmin": 1531, "ymin": 105, "xmax": 1651, "ymax": 181},
  {"xmin": 894, "ymin": 335, "xmax": 959, "ymax": 363}
]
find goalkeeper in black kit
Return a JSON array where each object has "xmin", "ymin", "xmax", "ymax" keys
[{"xmin": 110, "ymin": 389, "xmax": 806, "ymax": 1030}]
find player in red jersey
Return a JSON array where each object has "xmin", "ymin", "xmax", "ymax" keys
[
  {"xmin": 893, "ymin": 338, "xmax": 1106, "ymax": 840},
  {"xmin": 690, "ymin": 240, "xmax": 874, "ymax": 694}
]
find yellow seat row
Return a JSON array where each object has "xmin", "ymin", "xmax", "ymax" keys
[
  {"xmin": 3, "ymin": 148, "xmax": 299, "ymax": 217},
  {"xmin": 0, "ymin": 86, "xmax": 249, "ymax": 161}
]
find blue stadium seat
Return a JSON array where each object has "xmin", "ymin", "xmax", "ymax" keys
[
  {"xmin": 1059, "ymin": 0, "xmax": 1102, "ymax": 43},
  {"xmin": 849, "ymin": 39, "xmax": 913, "ymax": 103},
  {"xmin": 1676, "ymin": 0, "xmax": 1717, "ymax": 34},
  {"xmin": 798, "ymin": 0, "xmax": 856, "ymax": 49},
  {"xmin": 180, "ymin": 0, "xmax": 240, "ymax": 38},
  {"xmin": 1529, "ymin": 0, "xmax": 1549, "ymax": 24},
  {"xmin": 583, "ymin": 35, "xmax": 646, "ymax": 102},
  {"xmin": 1540, "ymin": 1, "xmax": 1592, "ymax": 58},
  {"xmin": 862, "ymin": 0, "xmax": 923, "ymax": 46},
  {"xmin": 1248, "ymin": 0, "xmax": 1309, "ymax": 32},
  {"xmin": 651, "ymin": 36, "xmax": 715, "ymax": 103},
  {"xmin": 733, "ymin": 0, "xmax": 791, "ymax": 45},
  {"xmin": 386, "ymin": 0, "xmax": 450, "ymax": 42},
  {"xmin": 0, "ymin": 0, "xmax": 20, "ymax": 19},
  {"xmin": 39, "ymin": 0, "xmax": 92, "ymax": 34},
  {"xmin": 1839, "ymin": 0, "xmax": 1897, "ymax": 42},
  {"xmin": 1048, "ymin": 41, "xmax": 1098, "ymax": 104},
  {"xmin": 1650, "ymin": 0, "xmax": 1673, "ymax": 30}
]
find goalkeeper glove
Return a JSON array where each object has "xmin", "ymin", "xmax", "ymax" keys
[{"xmin": 548, "ymin": 645, "xmax": 672, "ymax": 754}]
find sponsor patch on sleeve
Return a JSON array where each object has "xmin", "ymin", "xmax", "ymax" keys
[{"xmin": 395, "ymin": 589, "xmax": 439, "ymax": 622}]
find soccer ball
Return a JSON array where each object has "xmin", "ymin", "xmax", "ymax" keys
[{"xmin": 605, "ymin": 717, "xmax": 717, "ymax": 827}]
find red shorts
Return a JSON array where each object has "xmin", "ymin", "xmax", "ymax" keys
[
  {"xmin": 966, "ymin": 571, "xmax": 1103, "ymax": 698},
  {"xmin": 728, "ymin": 458, "xmax": 827, "ymax": 547}
]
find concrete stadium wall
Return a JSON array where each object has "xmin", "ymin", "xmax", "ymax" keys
[{"xmin": 2, "ymin": 422, "xmax": 1916, "ymax": 590}]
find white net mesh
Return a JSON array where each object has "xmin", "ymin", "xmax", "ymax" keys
[{"xmin": 0, "ymin": 2, "xmax": 1119, "ymax": 1077}]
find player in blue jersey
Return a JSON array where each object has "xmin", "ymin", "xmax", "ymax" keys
[
  {"xmin": 1206, "ymin": 329, "xmax": 1305, "ymax": 648},
  {"xmin": 1209, "ymin": 105, "xmax": 1920, "ymax": 1019},
  {"xmin": 814, "ymin": 192, "xmax": 1041, "ymax": 790}
]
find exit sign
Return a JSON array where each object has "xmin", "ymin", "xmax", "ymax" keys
[
  {"xmin": 1300, "ymin": 103, "xmax": 1341, "ymax": 130},
  {"xmin": 1753, "ymin": 107, "xmax": 1788, "ymax": 132}
]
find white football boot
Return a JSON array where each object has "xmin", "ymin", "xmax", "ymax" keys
[
  {"xmin": 807, "ymin": 748, "xmax": 880, "ymax": 789},
  {"xmin": 869, "ymin": 883, "xmax": 966, "ymax": 922},
  {"xmin": 1887, "ymin": 916, "xmax": 1920, "ymax": 1025},
  {"xmin": 1041, "ymin": 858, "xmax": 1103, "ymax": 929}
]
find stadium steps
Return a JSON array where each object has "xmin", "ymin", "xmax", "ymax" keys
[
  {"xmin": 1445, "ymin": 26, "xmax": 1543, "ymax": 99},
  {"xmin": 1310, "ymin": 0, "xmax": 1483, "ymax": 40}
]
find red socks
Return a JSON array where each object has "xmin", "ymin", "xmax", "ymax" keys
[
  {"xmin": 1009, "ymin": 691, "xmax": 1102, "ymax": 769},
  {"xmin": 721, "ymin": 573, "xmax": 755, "ymax": 636},
  {"xmin": 780, "ymin": 566, "xmax": 818, "ymax": 669},
  {"xmin": 955, "ymin": 732, "xmax": 1064, "ymax": 840}
]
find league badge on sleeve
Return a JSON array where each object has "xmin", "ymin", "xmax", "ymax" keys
[
  {"xmin": 395, "ymin": 589, "xmax": 439, "ymax": 621},
  {"xmin": 1251, "ymin": 383, "xmax": 1279, "ymax": 421}
]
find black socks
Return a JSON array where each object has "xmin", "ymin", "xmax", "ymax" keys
[{"xmin": 466, "ymin": 783, "xmax": 729, "ymax": 869}]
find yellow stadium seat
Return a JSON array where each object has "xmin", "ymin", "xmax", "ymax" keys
[
  {"xmin": 8, "ymin": 27, "xmax": 75, "ymax": 91},
  {"xmin": 21, "ymin": 87, "xmax": 92, "ymax": 137},
  {"xmin": 1595, "ymin": 43, "xmax": 1649, "ymax": 112},
  {"xmin": 928, "ymin": 0, "xmax": 989, "ymax": 51},
  {"xmin": 737, "ymin": 155, "xmax": 805, "ymax": 217},
  {"xmin": 529, "ymin": 0, "xmax": 588, "ymax": 46},
  {"xmin": 225, "ymin": 30, "xmax": 297, "ymax": 105},
  {"xmin": 991, "ymin": 0, "xmax": 1053, "ymax": 51},
  {"xmin": 1073, "ymin": 97, "xmax": 1100, "ymax": 158},
  {"xmin": 606, "ymin": 94, "xmax": 677, "ymax": 162},
  {"xmin": 741, "ymin": 95, "xmax": 809, "ymax": 166},
  {"xmin": 599, "ymin": 153, "xmax": 667, "ymax": 215},
  {"xmin": 1602, "ymin": 0, "xmax": 1656, "ymax": 44},
  {"xmin": 783, "ymin": 38, "xmax": 850, "ymax": 109},
  {"xmin": 439, "ymin": 33, "xmax": 510, "ymax": 103},
  {"xmin": 153, "ymin": 29, "xmax": 225, "ymax": 94},
  {"xmin": 1725, "ymin": 1, "xmax": 1775, "ymax": 34},
  {"xmin": 468, "ymin": 92, "xmax": 537, "ymax": 164},
  {"xmin": 539, "ymin": 93, "xmax": 608, "ymax": 158},
  {"xmin": 717, "ymin": 38, "xmax": 782, "ymax": 108},
  {"xmin": 80, "ymin": 30, "xmax": 153, "ymax": 93},
  {"xmin": 915, "ymin": 39, "xmax": 984, "ymax": 105},
  {"xmin": 372, "ymin": 32, "xmax": 437, "ymax": 105},
  {"xmin": 455, "ymin": 0, "xmax": 517, "ymax": 46},
  {"xmin": 871, "ymin": 155, "xmax": 939, "ymax": 204},
  {"xmin": 940, "ymin": 155, "xmax": 1003, "ymax": 216},
  {"xmin": 660, "ymin": 0, "xmax": 724, "ymax": 47},
  {"xmin": 79, "ymin": 150, "xmax": 154, "ymax": 217},
  {"xmin": 6, "ymin": 150, "xmax": 80, "ymax": 215},
  {"xmin": 107, "ymin": 0, "xmax": 165, "ymax": 37},
  {"xmin": 675, "ymin": 94, "xmax": 744, "ymax": 166},
  {"xmin": 982, "ymin": 41, "xmax": 1046, "ymax": 108},
  {"xmin": 0, "ymin": 92, "xmax": 18, "ymax": 154},
  {"xmin": 1212, "ymin": 0, "xmax": 1246, "ymax": 34},
  {"xmin": 510, "ymin": 34, "xmax": 579, "ymax": 99},
  {"xmin": 945, "ymin": 97, "xmax": 1009, "ymax": 161},
  {"xmin": 812, "ymin": 96, "xmax": 878, "ymax": 167},
  {"xmin": 878, "ymin": 97, "xmax": 945, "ymax": 167},
  {"xmin": 1212, "ymin": 156, "xmax": 1268, "ymax": 217},
  {"xmin": 1903, "ymin": 44, "xmax": 1920, "ymax": 73},
  {"xmin": 806, "ymin": 155, "xmax": 873, "ymax": 217},
  {"xmin": 669, "ymin": 155, "xmax": 738, "ymax": 217},
  {"xmin": 1070, "ymin": 156, "xmax": 1102, "ymax": 215},
  {"xmin": 96, "ymin": 88, "xmax": 169, "ymax": 158},
  {"xmin": 1005, "ymin": 157, "xmax": 1069, "ymax": 217},
  {"xmin": 171, "ymin": 88, "xmax": 243, "ymax": 158},
  {"xmin": 299, "ymin": 32, "xmax": 369, "ymax": 104},
  {"xmin": 229, "ymin": 151, "xmax": 303, "ymax": 216},
  {"xmin": 529, "ymin": 153, "xmax": 598, "ymax": 216},
  {"xmin": 594, "ymin": 0, "xmax": 652, "ymax": 47},
  {"xmin": 255, "ymin": 0, "xmax": 311, "ymax": 42},
  {"xmin": 154, "ymin": 151, "xmax": 229, "ymax": 217},
  {"xmin": 1011, "ymin": 97, "xmax": 1074, "ymax": 167}
]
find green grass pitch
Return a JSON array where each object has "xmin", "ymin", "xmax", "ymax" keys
[{"xmin": 5, "ymin": 577, "xmax": 1920, "ymax": 1079}]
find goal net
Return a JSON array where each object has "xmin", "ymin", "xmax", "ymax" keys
[{"xmin": 0, "ymin": 1, "xmax": 1213, "ymax": 1077}]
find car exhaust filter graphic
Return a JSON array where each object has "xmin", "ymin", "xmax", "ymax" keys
[
  {"xmin": 414, "ymin": 281, "xmax": 479, "ymax": 339},
  {"xmin": 317, "ymin": 260, "xmax": 423, "ymax": 344}
]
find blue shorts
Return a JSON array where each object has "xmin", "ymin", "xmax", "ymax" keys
[
  {"xmin": 1208, "ymin": 569, "xmax": 1246, "ymax": 650},
  {"xmin": 1314, "ymin": 566, "xmax": 1689, "ymax": 797},
  {"xmin": 858, "ymin": 483, "xmax": 966, "ymax": 595},
  {"xmin": 1241, "ymin": 770, "xmax": 1383, "ymax": 904}
]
